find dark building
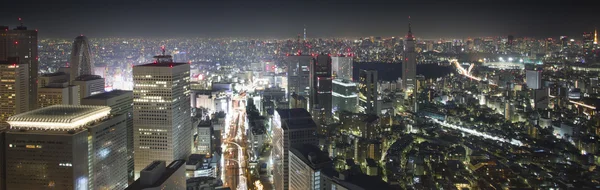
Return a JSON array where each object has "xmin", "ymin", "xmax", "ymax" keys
[{"xmin": 310, "ymin": 54, "xmax": 333, "ymax": 122}]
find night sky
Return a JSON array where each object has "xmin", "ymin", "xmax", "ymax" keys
[{"xmin": 1, "ymin": 0, "xmax": 598, "ymax": 39}]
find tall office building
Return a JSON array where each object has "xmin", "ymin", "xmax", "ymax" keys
[
  {"xmin": 133, "ymin": 53, "xmax": 192, "ymax": 178},
  {"xmin": 288, "ymin": 144, "xmax": 332, "ymax": 190},
  {"xmin": 73, "ymin": 75, "xmax": 105, "ymax": 99},
  {"xmin": 526, "ymin": 70, "xmax": 542, "ymax": 90},
  {"xmin": 69, "ymin": 36, "xmax": 93, "ymax": 82},
  {"xmin": 4, "ymin": 105, "xmax": 128, "ymax": 190},
  {"xmin": 332, "ymin": 79, "xmax": 358, "ymax": 114},
  {"xmin": 583, "ymin": 32, "xmax": 595, "ymax": 63},
  {"xmin": 286, "ymin": 55, "xmax": 313, "ymax": 98},
  {"xmin": 0, "ymin": 57, "xmax": 29, "ymax": 129},
  {"xmin": 38, "ymin": 83, "xmax": 80, "ymax": 108},
  {"xmin": 0, "ymin": 23, "xmax": 38, "ymax": 111},
  {"xmin": 272, "ymin": 108, "xmax": 318, "ymax": 190},
  {"xmin": 82, "ymin": 90, "xmax": 135, "ymax": 183},
  {"xmin": 403, "ymin": 20, "xmax": 417, "ymax": 93},
  {"xmin": 310, "ymin": 54, "xmax": 333, "ymax": 119},
  {"xmin": 331, "ymin": 56, "xmax": 353, "ymax": 81},
  {"xmin": 358, "ymin": 70, "xmax": 378, "ymax": 115},
  {"xmin": 39, "ymin": 72, "xmax": 70, "ymax": 88}
]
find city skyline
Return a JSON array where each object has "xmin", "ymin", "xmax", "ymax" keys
[{"xmin": 1, "ymin": 0, "xmax": 599, "ymax": 39}]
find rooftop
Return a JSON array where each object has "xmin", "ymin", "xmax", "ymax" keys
[
  {"xmin": 7, "ymin": 105, "xmax": 111, "ymax": 131},
  {"xmin": 290, "ymin": 144, "xmax": 331, "ymax": 170},
  {"xmin": 276, "ymin": 108, "xmax": 317, "ymax": 130},
  {"xmin": 126, "ymin": 160, "xmax": 186, "ymax": 190},
  {"xmin": 136, "ymin": 62, "xmax": 188, "ymax": 67},
  {"xmin": 75, "ymin": 74, "xmax": 103, "ymax": 81},
  {"xmin": 83, "ymin": 90, "xmax": 132, "ymax": 100}
]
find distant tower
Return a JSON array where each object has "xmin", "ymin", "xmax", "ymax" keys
[
  {"xmin": 403, "ymin": 17, "xmax": 417, "ymax": 93},
  {"xmin": 595, "ymin": 28, "xmax": 598, "ymax": 44},
  {"xmin": 69, "ymin": 35, "xmax": 93, "ymax": 82},
  {"xmin": 303, "ymin": 25, "xmax": 306, "ymax": 41}
]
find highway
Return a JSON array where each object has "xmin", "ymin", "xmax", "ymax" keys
[
  {"xmin": 426, "ymin": 116, "xmax": 524, "ymax": 146},
  {"xmin": 221, "ymin": 93, "xmax": 249, "ymax": 190}
]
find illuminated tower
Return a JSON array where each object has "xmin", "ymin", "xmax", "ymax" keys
[
  {"xmin": 133, "ymin": 50, "xmax": 191, "ymax": 179},
  {"xmin": 69, "ymin": 35, "xmax": 93, "ymax": 82},
  {"xmin": 0, "ymin": 57, "xmax": 29, "ymax": 128},
  {"xmin": 583, "ymin": 32, "xmax": 594, "ymax": 63},
  {"xmin": 403, "ymin": 18, "xmax": 417, "ymax": 93},
  {"xmin": 310, "ymin": 54, "xmax": 333, "ymax": 123}
]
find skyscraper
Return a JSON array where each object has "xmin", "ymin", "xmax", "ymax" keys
[
  {"xmin": 0, "ymin": 22, "xmax": 38, "ymax": 111},
  {"xmin": 272, "ymin": 108, "xmax": 318, "ymax": 190},
  {"xmin": 0, "ymin": 57, "xmax": 29, "ymax": 129},
  {"xmin": 4, "ymin": 105, "xmax": 128, "ymax": 190},
  {"xmin": 403, "ymin": 19, "xmax": 417, "ymax": 93},
  {"xmin": 37, "ymin": 83, "xmax": 80, "ymax": 108},
  {"xmin": 82, "ymin": 90, "xmax": 135, "ymax": 184},
  {"xmin": 358, "ymin": 69, "xmax": 378, "ymax": 115},
  {"xmin": 286, "ymin": 55, "xmax": 313, "ymax": 98},
  {"xmin": 73, "ymin": 74, "xmax": 105, "ymax": 99},
  {"xmin": 526, "ymin": 70, "xmax": 542, "ymax": 90},
  {"xmin": 133, "ymin": 53, "xmax": 192, "ymax": 179},
  {"xmin": 583, "ymin": 32, "xmax": 594, "ymax": 63},
  {"xmin": 332, "ymin": 79, "xmax": 358, "ymax": 114},
  {"xmin": 331, "ymin": 56, "xmax": 353, "ymax": 81},
  {"xmin": 69, "ymin": 35, "xmax": 93, "ymax": 82},
  {"xmin": 310, "ymin": 54, "xmax": 333, "ymax": 120}
]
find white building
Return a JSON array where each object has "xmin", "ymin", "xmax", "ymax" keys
[
  {"xmin": 38, "ymin": 83, "xmax": 80, "ymax": 108},
  {"xmin": 4, "ymin": 105, "xmax": 128, "ymax": 190},
  {"xmin": 272, "ymin": 108, "xmax": 318, "ymax": 190},
  {"xmin": 331, "ymin": 56, "xmax": 353, "ymax": 81},
  {"xmin": 133, "ymin": 57, "xmax": 192, "ymax": 178},
  {"xmin": 526, "ymin": 70, "xmax": 542, "ymax": 90},
  {"xmin": 73, "ymin": 75, "xmax": 105, "ymax": 99}
]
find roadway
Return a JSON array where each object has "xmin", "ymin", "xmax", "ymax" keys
[
  {"xmin": 221, "ymin": 93, "xmax": 249, "ymax": 190},
  {"xmin": 426, "ymin": 116, "xmax": 524, "ymax": 146}
]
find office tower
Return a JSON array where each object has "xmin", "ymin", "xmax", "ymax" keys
[
  {"xmin": 331, "ymin": 56, "xmax": 353, "ymax": 81},
  {"xmin": 69, "ymin": 36, "xmax": 93, "ymax": 82},
  {"xmin": 38, "ymin": 83, "xmax": 80, "ymax": 108},
  {"xmin": 0, "ymin": 23, "xmax": 38, "ymax": 111},
  {"xmin": 560, "ymin": 36, "xmax": 569, "ymax": 51},
  {"xmin": 403, "ymin": 20, "xmax": 417, "ymax": 93},
  {"xmin": 583, "ymin": 32, "xmax": 595, "ymax": 63},
  {"xmin": 288, "ymin": 144, "xmax": 332, "ymax": 190},
  {"xmin": 81, "ymin": 90, "xmax": 135, "ymax": 183},
  {"xmin": 0, "ymin": 128, "xmax": 4, "ymax": 190},
  {"xmin": 526, "ymin": 70, "xmax": 542, "ymax": 90},
  {"xmin": 125, "ymin": 160, "xmax": 186, "ymax": 190},
  {"xmin": 0, "ymin": 57, "xmax": 29, "ymax": 128},
  {"xmin": 133, "ymin": 53, "xmax": 192, "ymax": 178},
  {"xmin": 358, "ymin": 70, "xmax": 378, "ymax": 115},
  {"xmin": 286, "ymin": 55, "xmax": 313, "ymax": 98},
  {"xmin": 4, "ymin": 105, "xmax": 128, "ymax": 190},
  {"xmin": 272, "ymin": 108, "xmax": 318, "ymax": 190},
  {"xmin": 196, "ymin": 123, "xmax": 212, "ymax": 155},
  {"xmin": 332, "ymin": 79, "xmax": 358, "ymax": 114},
  {"xmin": 310, "ymin": 54, "xmax": 333, "ymax": 119},
  {"xmin": 73, "ymin": 75, "xmax": 105, "ymax": 99},
  {"xmin": 533, "ymin": 89, "xmax": 549, "ymax": 110}
]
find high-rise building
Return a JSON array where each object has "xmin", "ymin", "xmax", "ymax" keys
[
  {"xmin": 0, "ymin": 23, "xmax": 38, "ymax": 111},
  {"xmin": 332, "ymin": 79, "xmax": 357, "ymax": 114},
  {"xmin": 0, "ymin": 57, "xmax": 29, "ymax": 129},
  {"xmin": 358, "ymin": 70, "xmax": 378, "ymax": 115},
  {"xmin": 133, "ymin": 53, "xmax": 192, "ymax": 178},
  {"xmin": 272, "ymin": 108, "xmax": 318, "ymax": 190},
  {"xmin": 288, "ymin": 144, "xmax": 332, "ymax": 190},
  {"xmin": 4, "ymin": 105, "xmax": 128, "ymax": 190},
  {"xmin": 286, "ymin": 55, "xmax": 313, "ymax": 98},
  {"xmin": 583, "ymin": 32, "xmax": 595, "ymax": 63},
  {"xmin": 69, "ymin": 36, "xmax": 93, "ymax": 82},
  {"xmin": 331, "ymin": 56, "xmax": 353, "ymax": 81},
  {"xmin": 310, "ymin": 54, "xmax": 333, "ymax": 119},
  {"xmin": 73, "ymin": 75, "xmax": 105, "ymax": 99},
  {"xmin": 125, "ymin": 160, "xmax": 186, "ymax": 190},
  {"xmin": 81, "ymin": 90, "xmax": 135, "ymax": 183},
  {"xmin": 403, "ymin": 20, "xmax": 417, "ymax": 93},
  {"xmin": 39, "ymin": 72, "xmax": 69, "ymax": 88},
  {"xmin": 38, "ymin": 83, "xmax": 80, "ymax": 108},
  {"xmin": 526, "ymin": 70, "xmax": 542, "ymax": 90}
]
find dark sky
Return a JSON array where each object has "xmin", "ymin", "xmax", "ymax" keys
[{"xmin": 1, "ymin": 0, "xmax": 598, "ymax": 39}]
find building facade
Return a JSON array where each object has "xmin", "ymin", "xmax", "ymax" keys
[
  {"xmin": 331, "ymin": 56, "xmax": 353, "ymax": 81},
  {"xmin": 0, "ymin": 25, "xmax": 38, "ymax": 111},
  {"xmin": 403, "ymin": 22, "xmax": 417, "ymax": 93},
  {"xmin": 332, "ymin": 79, "xmax": 358, "ymax": 114},
  {"xmin": 286, "ymin": 55, "xmax": 313, "ymax": 98},
  {"xmin": 38, "ymin": 84, "xmax": 80, "ymax": 108},
  {"xmin": 0, "ymin": 58, "xmax": 29, "ymax": 128},
  {"xmin": 358, "ymin": 70, "xmax": 378, "ymax": 115},
  {"xmin": 73, "ymin": 75, "xmax": 105, "ymax": 99}
]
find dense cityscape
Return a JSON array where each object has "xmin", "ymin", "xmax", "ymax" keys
[{"xmin": 2, "ymin": 1, "xmax": 600, "ymax": 190}]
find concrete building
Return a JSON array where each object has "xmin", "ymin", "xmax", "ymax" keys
[
  {"xmin": 358, "ymin": 70, "xmax": 378, "ymax": 115},
  {"xmin": 286, "ymin": 55, "xmax": 313, "ymax": 98},
  {"xmin": 289, "ymin": 144, "xmax": 332, "ymax": 190},
  {"xmin": 37, "ymin": 83, "xmax": 80, "ymax": 108},
  {"xmin": 81, "ymin": 90, "xmax": 135, "ymax": 183},
  {"xmin": 69, "ymin": 36, "xmax": 93, "ymax": 82},
  {"xmin": 272, "ymin": 108, "xmax": 318, "ymax": 190},
  {"xmin": 526, "ymin": 70, "xmax": 542, "ymax": 90},
  {"xmin": 125, "ymin": 160, "xmax": 186, "ymax": 190},
  {"xmin": 0, "ymin": 24, "xmax": 38, "ymax": 111},
  {"xmin": 332, "ymin": 79, "xmax": 358, "ymax": 115},
  {"xmin": 39, "ymin": 72, "xmax": 69, "ymax": 88},
  {"xmin": 0, "ymin": 57, "xmax": 29, "ymax": 129},
  {"xmin": 196, "ymin": 123, "xmax": 213, "ymax": 155},
  {"xmin": 133, "ymin": 55, "xmax": 192, "ymax": 178},
  {"xmin": 331, "ymin": 56, "xmax": 353, "ymax": 81},
  {"xmin": 4, "ymin": 105, "xmax": 128, "ymax": 190},
  {"xmin": 73, "ymin": 75, "xmax": 105, "ymax": 99},
  {"xmin": 403, "ymin": 21, "xmax": 417, "ymax": 93}
]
